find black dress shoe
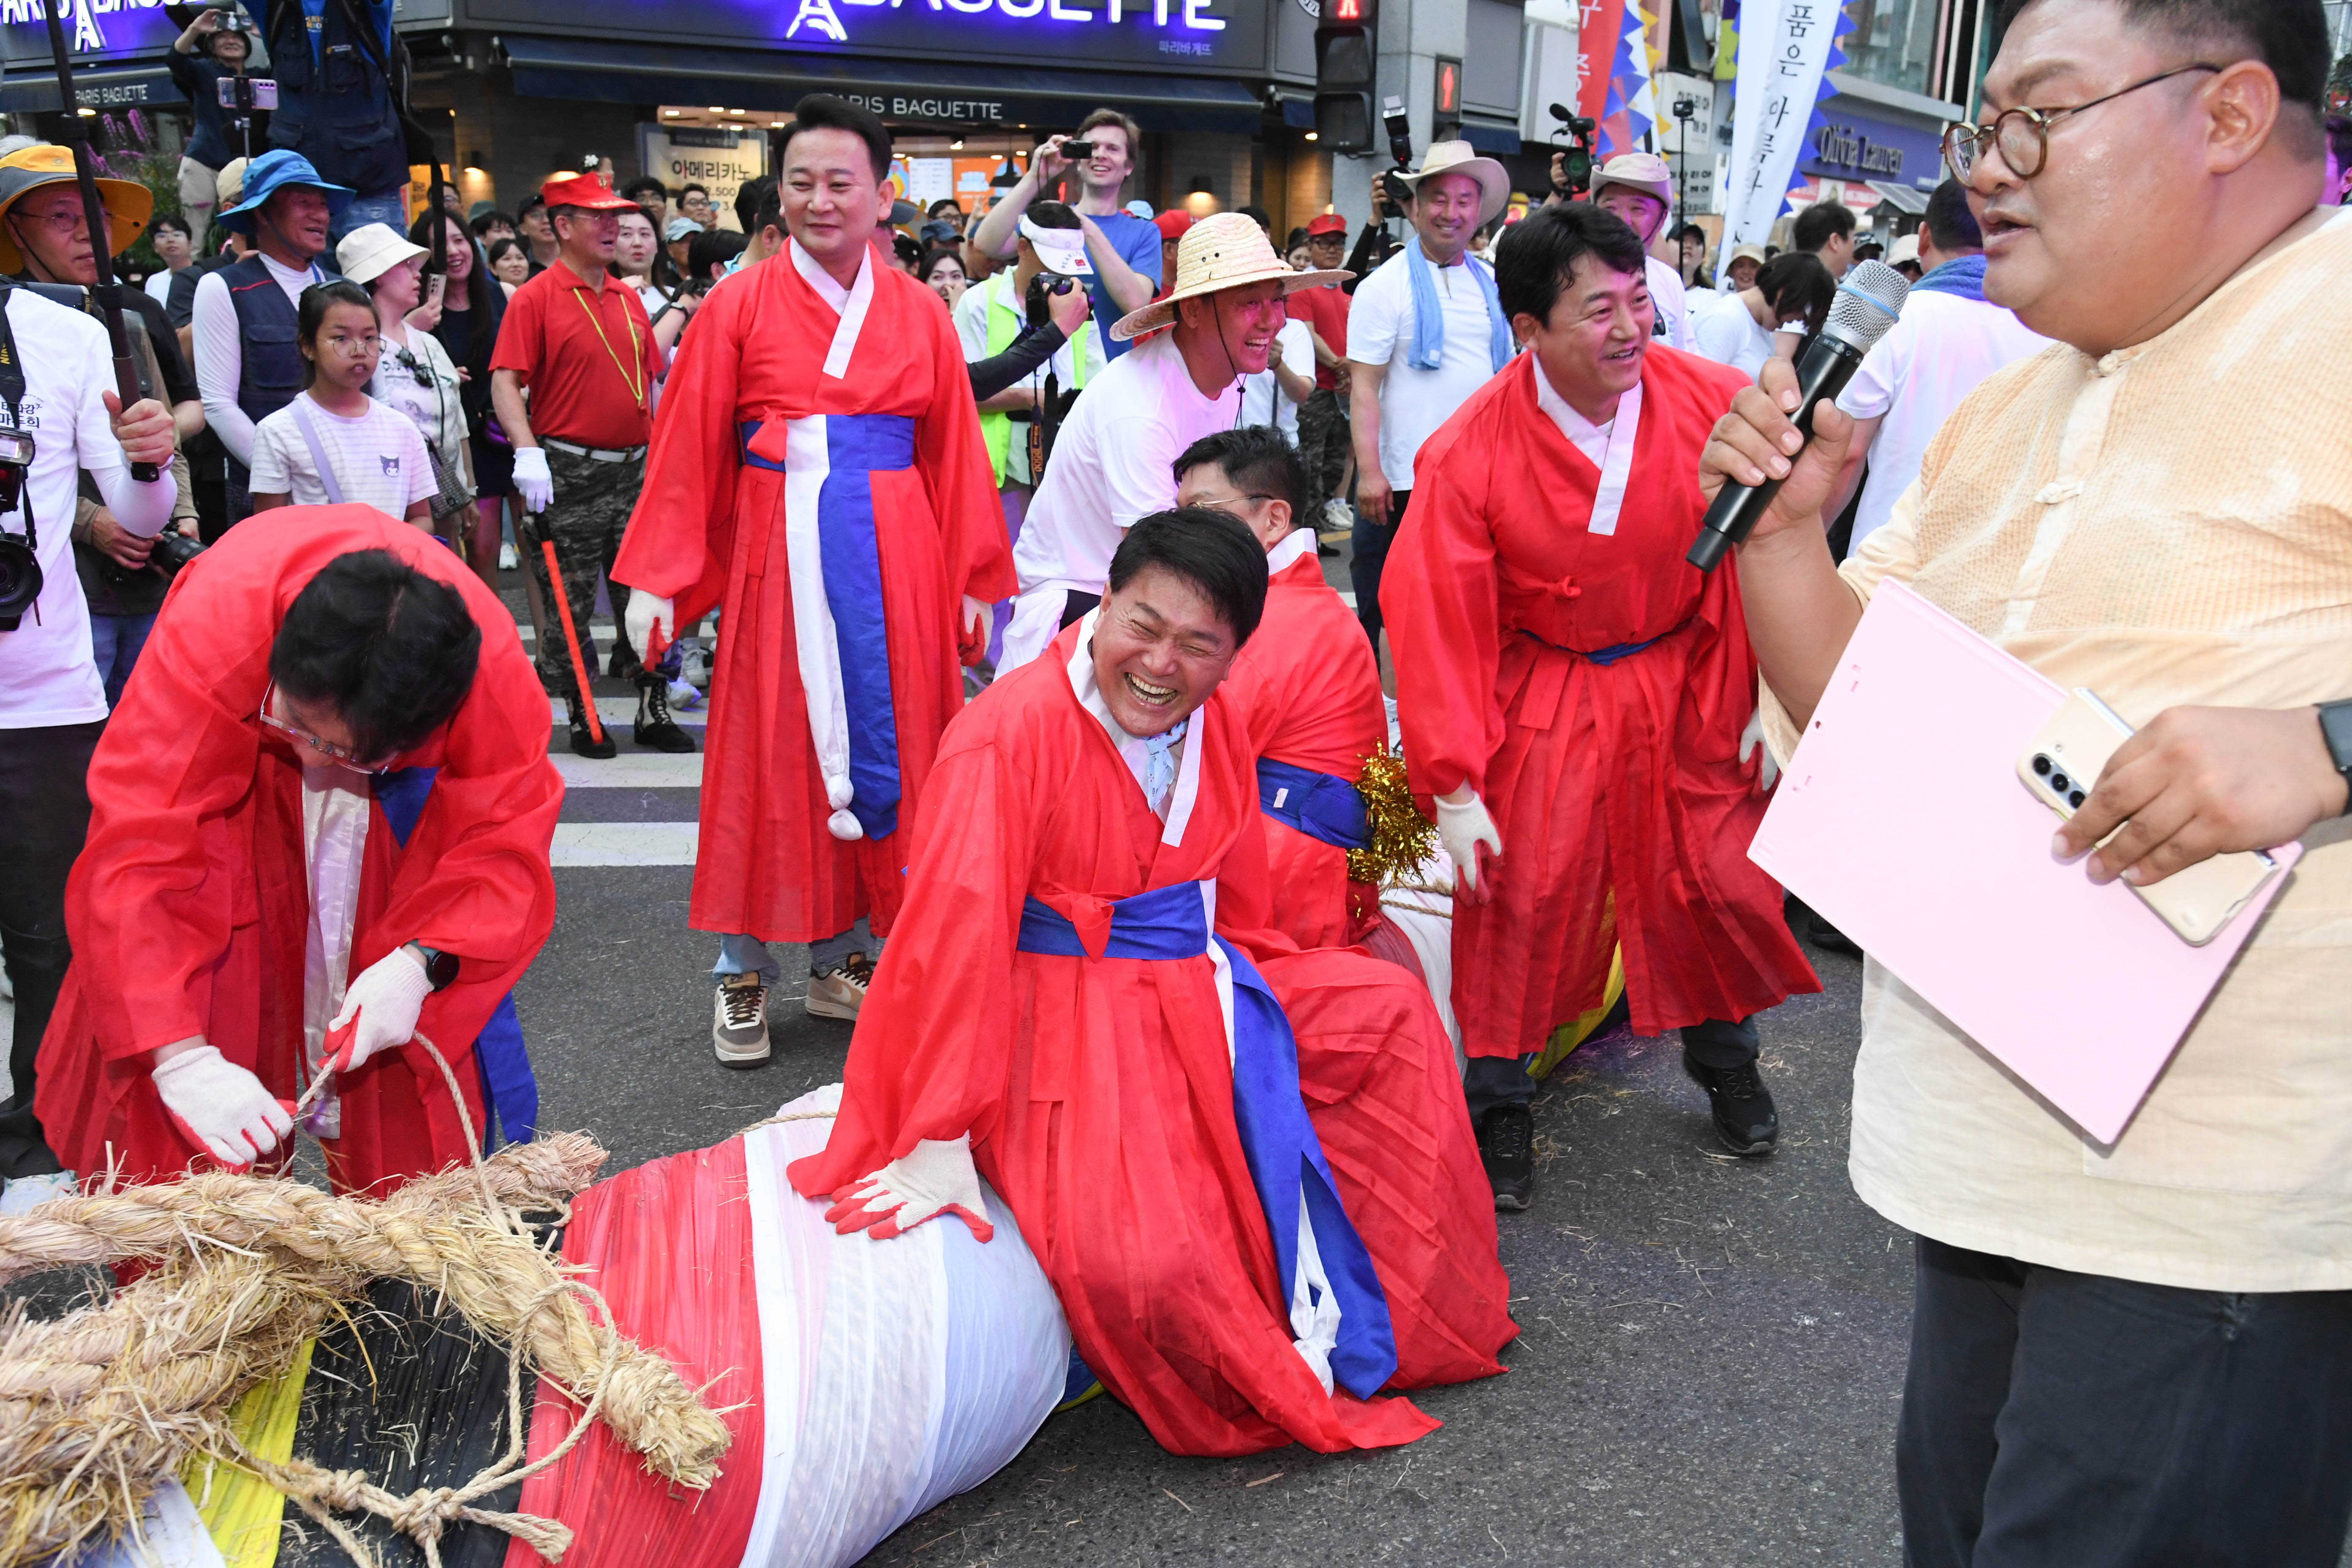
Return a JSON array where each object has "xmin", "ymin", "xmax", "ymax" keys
[
  {"xmin": 633, "ymin": 675, "xmax": 698, "ymax": 754},
  {"xmin": 1475, "ymin": 1104, "xmax": 1535, "ymax": 1211},
  {"xmin": 567, "ymin": 697, "xmax": 617, "ymax": 760},
  {"xmin": 1682, "ymin": 1053, "xmax": 1779, "ymax": 1156},
  {"xmin": 1805, "ymin": 912, "xmax": 1864, "ymax": 958}
]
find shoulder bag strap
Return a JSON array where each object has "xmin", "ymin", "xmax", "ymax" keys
[{"xmin": 288, "ymin": 398, "xmax": 347, "ymax": 506}]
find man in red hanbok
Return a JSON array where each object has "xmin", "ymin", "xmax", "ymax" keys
[
  {"xmin": 1384, "ymin": 205, "xmax": 1818, "ymax": 1209},
  {"xmin": 36, "ymin": 507, "xmax": 562, "ymax": 1195},
  {"xmin": 614, "ymin": 96, "xmax": 1010, "ymax": 1066},
  {"xmin": 791, "ymin": 509, "xmax": 1514, "ymax": 1458},
  {"xmin": 1174, "ymin": 426, "xmax": 1387, "ymax": 950}
]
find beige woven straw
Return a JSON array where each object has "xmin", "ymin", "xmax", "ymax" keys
[
  {"xmin": 1393, "ymin": 139, "xmax": 1511, "ymax": 227},
  {"xmin": 1110, "ymin": 212, "xmax": 1351, "ymax": 340}
]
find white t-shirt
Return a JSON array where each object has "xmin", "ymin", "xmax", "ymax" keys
[
  {"xmin": 143, "ymin": 270, "xmax": 176, "ymax": 307},
  {"xmin": 1239, "ymin": 317, "xmax": 1315, "ymax": 437},
  {"xmin": 1644, "ymin": 254, "xmax": 1694, "ymax": 352},
  {"xmin": 1835, "ymin": 285, "xmax": 2051, "ymax": 550},
  {"xmin": 1691, "ymin": 289, "xmax": 1777, "ymax": 380},
  {"xmin": 1348, "ymin": 248, "xmax": 1506, "ymax": 492},
  {"xmin": 248, "ymin": 391, "xmax": 436, "ymax": 517},
  {"xmin": 955, "ymin": 270, "xmax": 1105, "ymax": 487},
  {"xmin": 0, "ymin": 290, "xmax": 177, "ymax": 727},
  {"xmin": 192, "ymin": 249, "xmax": 333, "ymax": 467},
  {"xmin": 1013, "ymin": 330, "xmax": 1239, "ymax": 594}
]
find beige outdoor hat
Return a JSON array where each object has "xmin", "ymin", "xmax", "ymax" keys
[
  {"xmin": 215, "ymin": 156, "xmax": 249, "ymax": 210},
  {"xmin": 1110, "ymin": 212, "xmax": 1350, "ymax": 341},
  {"xmin": 335, "ymin": 221, "xmax": 429, "ymax": 286},
  {"xmin": 1591, "ymin": 152, "xmax": 1673, "ymax": 208},
  {"xmin": 1394, "ymin": 140, "xmax": 1510, "ymax": 228},
  {"xmin": 1887, "ymin": 232, "xmax": 1921, "ymax": 267},
  {"xmin": 1726, "ymin": 242, "xmax": 1767, "ymax": 269}
]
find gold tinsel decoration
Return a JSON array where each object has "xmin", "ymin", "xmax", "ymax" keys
[{"xmin": 1347, "ymin": 743, "xmax": 1438, "ymax": 887}]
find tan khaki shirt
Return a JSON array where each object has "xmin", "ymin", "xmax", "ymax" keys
[{"xmin": 1764, "ymin": 212, "xmax": 2352, "ymax": 1293}]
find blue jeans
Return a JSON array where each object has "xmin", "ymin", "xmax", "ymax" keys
[
  {"xmin": 330, "ymin": 189, "xmax": 409, "ymax": 247},
  {"xmin": 87, "ymin": 610, "xmax": 155, "ymax": 710},
  {"xmin": 712, "ymin": 928, "xmax": 882, "ymax": 983}
]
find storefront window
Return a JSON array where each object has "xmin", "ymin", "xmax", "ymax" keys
[{"xmin": 1839, "ymin": 0, "xmax": 1934, "ymax": 99}]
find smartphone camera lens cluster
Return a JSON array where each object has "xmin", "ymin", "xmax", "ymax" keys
[{"xmin": 2030, "ymin": 754, "xmax": 2088, "ymax": 810}]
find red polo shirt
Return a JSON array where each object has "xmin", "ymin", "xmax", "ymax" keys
[
  {"xmin": 1286, "ymin": 283, "xmax": 1348, "ymax": 391},
  {"xmin": 489, "ymin": 259, "xmax": 659, "ymax": 451}
]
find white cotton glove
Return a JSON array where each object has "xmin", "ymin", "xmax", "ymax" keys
[
  {"xmin": 1739, "ymin": 708, "xmax": 1780, "ymax": 793},
  {"xmin": 152, "ymin": 1045, "xmax": 294, "ymax": 1168},
  {"xmin": 626, "ymin": 591, "xmax": 675, "ymax": 663},
  {"xmin": 1435, "ymin": 786, "xmax": 1504, "ymax": 904},
  {"xmin": 325, "ymin": 945, "xmax": 432, "ymax": 1073},
  {"xmin": 512, "ymin": 447, "xmax": 553, "ymax": 514},
  {"xmin": 824, "ymin": 1135, "xmax": 996, "ymax": 1242}
]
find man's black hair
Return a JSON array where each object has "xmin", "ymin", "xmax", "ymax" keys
[
  {"xmin": 679, "ymin": 182, "xmax": 710, "ymax": 202},
  {"xmin": 146, "ymin": 213, "xmax": 191, "ymax": 241},
  {"xmin": 1493, "ymin": 202, "xmax": 1647, "ymax": 325},
  {"xmin": 686, "ymin": 226, "xmax": 747, "ymax": 280},
  {"xmin": 468, "ymin": 210, "xmax": 515, "ymax": 239},
  {"xmin": 782, "ymin": 94, "xmax": 894, "ymax": 184},
  {"xmin": 1024, "ymin": 199, "xmax": 1081, "ymax": 232},
  {"xmin": 752, "ymin": 189, "xmax": 784, "ymax": 237},
  {"xmin": 620, "ymin": 174, "xmax": 668, "ymax": 207},
  {"xmin": 1106, "ymin": 508, "xmax": 1268, "ymax": 647},
  {"xmin": 928, "ymin": 197, "xmax": 964, "ymax": 219},
  {"xmin": 1922, "ymin": 178, "xmax": 1983, "ymax": 253},
  {"xmin": 735, "ymin": 174, "xmax": 778, "ymax": 233},
  {"xmin": 1791, "ymin": 201, "xmax": 1857, "ymax": 254},
  {"xmin": 270, "ymin": 550, "xmax": 481, "ymax": 762},
  {"xmin": 1999, "ymin": 0, "xmax": 2326, "ymax": 122},
  {"xmin": 1171, "ymin": 427, "xmax": 1310, "ymax": 533}
]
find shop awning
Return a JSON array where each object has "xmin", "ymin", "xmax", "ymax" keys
[
  {"xmin": 0, "ymin": 61, "xmax": 185, "ymax": 114},
  {"xmin": 502, "ymin": 36, "xmax": 1267, "ymax": 134},
  {"xmin": 1862, "ymin": 179, "xmax": 1931, "ymax": 215},
  {"xmin": 1457, "ymin": 118, "xmax": 1522, "ymax": 155}
]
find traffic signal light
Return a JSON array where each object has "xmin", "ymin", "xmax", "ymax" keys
[{"xmin": 1314, "ymin": 0, "xmax": 1377, "ymax": 153}]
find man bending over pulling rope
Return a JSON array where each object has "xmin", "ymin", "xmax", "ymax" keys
[
  {"xmin": 37, "ymin": 507, "xmax": 563, "ymax": 1195},
  {"xmin": 792, "ymin": 507, "xmax": 1514, "ymax": 1458}
]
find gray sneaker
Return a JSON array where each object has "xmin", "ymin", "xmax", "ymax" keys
[
  {"xmin": 713, "ymin": 972, "xmax": 771, "ymax": 1067},
  {"xmin": 806, "ymin": 951, "xmax": 873, "ymax": 1021}
]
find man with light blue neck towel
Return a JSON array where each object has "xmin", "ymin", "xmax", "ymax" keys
[{"xmin": 1345, "ymin": 141, "xmax": 1514, "ymax": 658}]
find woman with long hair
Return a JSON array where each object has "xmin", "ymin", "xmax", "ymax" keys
[
  {"xmin": 919, "ymin": 246, "xmax": 966, "ymax": 309},
  {"xmin": 410, "ymin": 206, "xmax": 511, "ymax": 589}
]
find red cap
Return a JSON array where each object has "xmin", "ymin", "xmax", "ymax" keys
[
  {"xmin": 1305, "ymin": 213, "xmax": 1347, "ymax": 237},
  {"xmin": 539, "ymin": 173, "xmax": 640, "ymax": 213},
  {"xmin": 1153, "ymin": 210, "xmax": 1193, "ymax": 239}
]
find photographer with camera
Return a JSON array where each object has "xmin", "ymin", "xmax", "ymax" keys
[
  {"xmin": 0, "ymin": 265, "xmax": 184, "ymax": 1207},
  {"xmin": 971, "ymin": 109, "xmax": 1162, "ymax": 362},
  {"xmin": 259, "ymin": 0, "xmax": 410, "ymax": 244},
  {"xmin": 168, "ymin": 7, "xmax": 267, "ymax": 240}
]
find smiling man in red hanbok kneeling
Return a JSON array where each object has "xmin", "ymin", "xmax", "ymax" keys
[{"xmin": 791, "ymin": 507, "xmax": 1514, "ymax": 1458}]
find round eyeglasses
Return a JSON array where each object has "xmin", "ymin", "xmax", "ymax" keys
[{"xmin": 1941, "ymin": 63, "xmax": 2220, "ymax": 182}]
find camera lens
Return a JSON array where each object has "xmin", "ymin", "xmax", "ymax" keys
[
  {"xmin": 2049, "ymin": 773, "xmax": 2069, "ymax": 794},
  {"xmin": 2069, "ymin": 789, "xmax": 2086, "ymax": 808},
  {"xmin": 2032, "ymin": 755, "xmax": 2052, "ymax": 776}
]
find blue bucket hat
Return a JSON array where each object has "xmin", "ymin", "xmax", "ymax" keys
[{"xmin": 215, "ymin": 149, "xmax": 354, "ymax": 235}]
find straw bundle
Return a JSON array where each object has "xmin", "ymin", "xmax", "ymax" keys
[{"xmin": 0, "ymin": 1114, "xmax": 732, "ymax": 1566}]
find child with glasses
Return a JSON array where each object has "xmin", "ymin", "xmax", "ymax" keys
[{"xmin": 247, "ymin": 280, "xmax": 435, "ymax": 523}]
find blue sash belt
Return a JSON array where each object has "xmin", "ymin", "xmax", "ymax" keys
[
  {"xmin": 374, "ymin": 766, "xmax": 537, "ymax": 1149},
  {"xmin": 1016, "ymin": 883, "xmax": 1399, "ymax": 1399},
  {"xmin": 1255, "ymin": 757, "xmax": 1369, "ymax": 852},
  {"xmin": 741, "ymin": 413, "xmax": 915, "ymax": 840},
  {"xmin": 1580, "ymin": 635, "xmax": 1661, "ymax": 666}
]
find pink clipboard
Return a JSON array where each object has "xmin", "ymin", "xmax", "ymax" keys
[{"xmin": 1748, "ymin": 580, "xmax": 2302, "ymax": 1146}]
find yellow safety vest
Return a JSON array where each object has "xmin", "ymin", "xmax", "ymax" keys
[{"xmin": 977, "ymin": 269, "xmax": 1093, "ymax": 487}]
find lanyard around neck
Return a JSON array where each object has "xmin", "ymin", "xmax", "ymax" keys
[{"xmin": 570, "ymin": 287, "xmax": 645, "ymax": 412}]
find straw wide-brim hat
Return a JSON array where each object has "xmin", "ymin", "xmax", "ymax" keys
[
  {"xmin": 1111, "ymin": 212, "xmax": 1350, "ymax": 341},
  {"xmin": 0, "ymin": 144, "xmax": 150, "ymax": 273},
  {"xmin": 1394, "ymin": 140, "xmax": 1511, "ymax": 229}
]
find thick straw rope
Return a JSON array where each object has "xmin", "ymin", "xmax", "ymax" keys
[{"xmin": 0, "ymin": 1035, "xmax": 732, "ymax": 1566}]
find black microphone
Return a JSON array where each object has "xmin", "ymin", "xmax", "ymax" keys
[{"xmin": 1687, "ymin": 259, "xmax": 1911, "ymax": 572}]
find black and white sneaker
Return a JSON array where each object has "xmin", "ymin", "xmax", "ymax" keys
[
  {"xmin": 713, "ymin": 973, "xmax": 770, "ymax": 1067},
  {"xmin": 1475, "ymin": 1104, "xmax": 1535, "ymax": 1211},
  {"xmin": 1683, "ymin": 1054, "xmax": 1780, "ymax": 1155},
  {"xmin": 634, "ymin": 675, "xmax": 698, "ymax": 753}
]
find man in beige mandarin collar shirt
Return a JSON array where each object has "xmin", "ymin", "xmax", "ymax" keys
[{"xmin": 1704, "ymin": 1, "xmax": 2352, "ymax": 1563}]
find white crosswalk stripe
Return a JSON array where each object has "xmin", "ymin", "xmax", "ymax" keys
[
  {"xmin": 550, "ymin": 752, "xmax": 705, "ymax": 788},
  {"xmin": 552, "ymin": 822, "xmax": 699, "ymax": 866},
  {"xmin": 549, "ymin": 696, "xmax": 704, "ymax": 726}
]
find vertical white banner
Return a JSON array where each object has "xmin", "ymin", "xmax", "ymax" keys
[
  {"xmin": 1720, "ymin": 0, "xmax": 1838, "ymax": 262},
  {"xmin": 1715, "ymin": 0, "xmax": 1778, "ymax": 277}
]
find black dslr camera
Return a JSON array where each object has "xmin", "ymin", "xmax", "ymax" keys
[
  {"xmin": 0, "ymin": 427, "xmax": 40, "ymax": 632},
  {"xmin": 1548, "ymin": 104, "xmax": 1599, "ymax": 195}
]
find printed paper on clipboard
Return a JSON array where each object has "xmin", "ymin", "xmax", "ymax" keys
[{"xmin": 1746, "ymin": 580, "xmax": 2302, "ymax": 1146}]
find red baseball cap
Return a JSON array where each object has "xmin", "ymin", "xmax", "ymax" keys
[
  {"xmin": 1153, "ymin": 210, "xmax": 1193, "ymax": 240},
  {"xmin": 539, "ymin": 173, "xmax": 640, "ymax": 212},
  {"xmin": 1306, "ymin": 213, "xmax": 1347, "ymax": 237}
]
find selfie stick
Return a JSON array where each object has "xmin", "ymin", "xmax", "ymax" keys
[{"xmin": 39, "ymin": 0, "xmax": 158, "ymax": 482}]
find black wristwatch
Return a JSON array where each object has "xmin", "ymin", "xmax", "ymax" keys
[
  {"xmin": 411, "ymin": 942, "xmax": 460, "ymax": 991},
  {"xmin": 2317, "ymin": 701, "xmax": 2352, "ymax": 815}
]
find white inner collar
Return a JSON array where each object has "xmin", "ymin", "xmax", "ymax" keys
[
  {"xmin": 1265, "ymin": 527, "xmax": 1318, "ymax": 575},
  {"xmin": 1532, "ymin": 354, "xmax": 1643, "ymax": 537}
]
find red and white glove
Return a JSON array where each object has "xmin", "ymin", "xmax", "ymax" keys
[
  {"xmin": 625, "ymin": 591, "xmax": 675, "ymax": 664},
  {"xmin": 152, "ymin": 1045, "xmax": 293, "ymax": 1168},
  {"xmin": 1435, "ymin": 785, "xmax": 1503, "ymax": 903},
  {"xmin": 1739, "ymin": 708, "xmax": 1780, "ymax": 793},
  {"xmin": 825, "ymin": 1135, "xmax": 995, "ymax": 1241},
  {"xmin": 325, "ymin": 945, "xmax": 431, "ymax": 1073},
  {"xmin": 956, "ymin": 594, "xmax": 989, "ymax": 667}
]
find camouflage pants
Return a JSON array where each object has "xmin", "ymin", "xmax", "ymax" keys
[
  {"xmin": 1295, "ymin": 389, "xmax": 1350, "ymax": 515},
  {"xmin": 521, "ymin": 445, "xmax": 645, "ymax": 704}
]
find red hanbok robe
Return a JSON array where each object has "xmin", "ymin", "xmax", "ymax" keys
[
  {"xmin": 35, "ymin": 508, "xmax": 562, "ymax": 1193},
  {"xmin": 612, "ymin": 246, "xmax": 1012, "ymax": 943},
  {"xmin": 1228, "ymin": 535, "xmax": 1388, "ymax": 948},
  {"xmin": 1382, "ymin": 350, "xmax": 1817, "ymax": 1056},
  {"xmin": 788, "ymin": 622, "xmax": 1514, "ymax": 1457}
]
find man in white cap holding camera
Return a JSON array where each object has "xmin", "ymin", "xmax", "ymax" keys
[
  {"xmin": 996, "ymin": 212, "xmax": 1348, "ymax": 673},
  {"xmin": 1587, "ymin": 151, "xmax": 1696, "ymax": 352}
]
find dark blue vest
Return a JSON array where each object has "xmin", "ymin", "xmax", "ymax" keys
[
  {"xmin": 220, "ymin": 253, "xmax": 339, "ymax": 430},
  {"xmin": 265, "ymin": 0, "xmax": 407, "ymax": 197}
]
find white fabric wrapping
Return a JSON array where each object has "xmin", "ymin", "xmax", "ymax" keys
[
  {"xmin": 298, "ymin": 764, "xmax": 371, "ymax": 1138},
  {"xmin": 40, "ymin": 1478, "xmax": 225, "ymax": 1568},
  {"xmin": 779, "ymin": 415, "xmax": 863, "ymax": 841},
  {"xmin": 738, "ymin": 1086, "xmax": 1070, "ymax": 1568}
]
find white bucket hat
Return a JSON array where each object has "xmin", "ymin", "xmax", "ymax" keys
[
  {"xmin": 335, "ymin": 221, "xmax": 428, "ymax": 286},
  {"xmin": 1591, "ymin": 152, "xmax": 1674, "ymax": 209},
  {"xmin": 1110, "ymin": 212, "xmax": 1350, "ymax": 341},
  {"xmin": 1394, "ymin": 140, "xmax": 1511, "ymax": 228},
  {"xmin": 1017, "ymin": 214, "xmax": 1094, "ymax": 278}
]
